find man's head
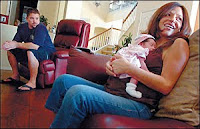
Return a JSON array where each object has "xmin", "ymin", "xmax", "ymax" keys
[{"xmin": 26, "ymin": 8, "xmax": 40, "ymax": 29}]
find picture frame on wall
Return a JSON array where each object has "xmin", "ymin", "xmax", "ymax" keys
[{"xmin": 0, "ymin": 14, "xmax": 9, "ymax": 24}]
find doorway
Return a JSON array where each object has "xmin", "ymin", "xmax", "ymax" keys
[{"xmin": 18, "ymin": 0, "xmax": 38, "ymax": 22}]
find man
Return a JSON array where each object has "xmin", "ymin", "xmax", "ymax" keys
[{"xmin": 1, "ymin": 8, "xmax": 56, "ymax": 91}]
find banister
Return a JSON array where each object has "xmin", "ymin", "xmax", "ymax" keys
[
  {"xmin": 89, "ymin": 28, "xmax": 121, "ymax": 41},
  {"xmin": 122, "ymin": 2, "xmax": 138, "ymax": 24}
]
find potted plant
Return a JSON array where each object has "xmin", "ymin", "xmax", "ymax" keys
[
  {"xmin": 121, "ymin": 32, "xmax": 132, "ymax": 47},
  {"xmin": 113, "ymin": 32, "xmax": 133, "ymax": 54},
  {"xmin": 40, "ymin": 15, "xmax": 50, "ymax": 26}
]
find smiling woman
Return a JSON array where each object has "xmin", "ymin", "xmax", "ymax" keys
[{"xmin": 158, "ymin": 7, "xmax": 183, "ymax": 37}]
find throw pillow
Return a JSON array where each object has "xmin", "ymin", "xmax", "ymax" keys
[
  {"xmin": 67, "ymin": 46, "xmax": 110, "ymax": 85},
  {"xmin": 155, "ymin": 30, "xmax": 199, "ymax": 126}
]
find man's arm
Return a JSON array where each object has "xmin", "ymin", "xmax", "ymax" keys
[{"xmin": 2, "ymin": 41, "xmax": 39, "ymax": 51}]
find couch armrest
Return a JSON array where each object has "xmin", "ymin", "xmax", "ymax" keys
[
  {"xmin": 53, "ymin": 50, "xmax": 70, "ymax": 59},
  {"xmin": 38, "ymin": 59, "xmax": 56, "ymax": 87},
  {"xmin": 39, "ymin": 60, "xmax": 55, "ymax": 74},
  {"xmin": 53, "ymin": 50, "xmax": 70, "ymax": 79}
]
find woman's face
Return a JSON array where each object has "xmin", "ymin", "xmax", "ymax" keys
[{"xmin": 158, "ymin": 7, "xmax": 183, "ymax": 37}]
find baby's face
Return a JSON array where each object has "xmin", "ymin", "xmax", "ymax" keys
[{"xmin": 141, "ymin": 39, "xmax": 156, "ymax": 51}]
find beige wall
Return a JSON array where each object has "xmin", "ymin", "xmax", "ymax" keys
[
  {"xmin": 80, "ymin": 1, "xmax": 132, "ymax": 38},
  {"xmin": 57, "ymin": 1, "xmax": 66, "ymax": 23},
  {"xmin": 194, "ymin": 4, "xmax": 199, "ymax": 32},
  {"xmin": 37, "ymin": 1, "xmax": 60, "ymax": 29},
  {"xmin": 106, "ymin": 6, "xmax": 133, "ymax": 23},
  {"xmin": 0, "ymin": 24, "xmax": 17, "ymax": 70},
  {"xmin": 1, "ymin": 1, "xmax": 9, "ymax": 15},
  {"xmin": 80, "ymin": 1, "xmax": 110, "ymax": 38}
]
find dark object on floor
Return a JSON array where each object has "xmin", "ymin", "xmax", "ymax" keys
[{"xmin": 0, "ymin": 77, "xmax": 25, "ymax": 86}]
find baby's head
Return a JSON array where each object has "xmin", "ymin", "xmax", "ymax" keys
[{"xmin": 135, "ymin": 34, "xmax": 156, "ymax": 51}]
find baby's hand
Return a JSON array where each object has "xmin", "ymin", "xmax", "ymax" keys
[
  {"xmin": 110, "ymin": 53, "xmax": 120, "ymax": 62},
  {"xmin": 110, "ymin": 56, "xmax": 116, "ymax": 62}
]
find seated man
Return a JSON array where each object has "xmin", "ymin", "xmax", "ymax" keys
[{"xmin": 1, "ymin": 8, "xmax": 56, "ymax": 91}]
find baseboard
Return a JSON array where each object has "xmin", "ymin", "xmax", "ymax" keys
[{"xmin": 0, "ymin": 66, "xmax": 12, "ymax": 70}]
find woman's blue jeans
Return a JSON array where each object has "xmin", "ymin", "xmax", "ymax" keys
[{"xmin": 45, "ymin": 74, "xmax": 152, "ymax": 128}]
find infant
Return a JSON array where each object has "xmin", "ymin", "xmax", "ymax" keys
[{"xmin": 111, "ymin": 34, "xmax": 156, "ymax": 98}]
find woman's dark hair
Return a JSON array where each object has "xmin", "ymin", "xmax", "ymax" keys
[
  {"xmin": 144, "ymin": 2, "xmax": 191, "ymax": 47},
  {"xmin": 27, "ymin": 8, "xmax": 40, "ymax": 17}
]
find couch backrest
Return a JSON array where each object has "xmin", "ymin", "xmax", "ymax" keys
[
  {"xmin": 155, "ymin": 29, "xmax": 199, "ymax": 126},
  {"xmin": 67, "ymin": 46, "xmax": 111, "ymax": 85},
  {"xmin": 54, "ymin": 19, "xmax": 90, "ymax": 49}
]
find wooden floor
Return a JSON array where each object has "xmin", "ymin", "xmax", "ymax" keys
[{"xmin": 0, "ymin": 70, "xmax": 55, "ymax": 128}]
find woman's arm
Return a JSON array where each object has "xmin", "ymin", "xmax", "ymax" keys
[{"xmin": 110, "ymin": 38, "xmax": 189, "ymax": 95}]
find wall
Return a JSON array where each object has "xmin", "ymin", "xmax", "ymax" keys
[
  {"xmin": 106, "ymin": 6, "xmax": 133, "ymax": 23},
  {"xmin": 80, "ymin": 1, "xmax": 110, "ymax": 38},
  {"xmin": 0, "ymin": 24, "xmax": 17, "ymax": 70},
  {"xmin": 80, "ymin": 1, "xmax": 131, "ymax": 38},
  {"xmin": 194, "ymin": 4, "xmax": 199, "ymax": 32},
  {"xmin": 37, "ymin": 1, "xmax": 60, "ymax": 29},
  {"xmin": 1, "ymin": 1, "xmax": 9, "ymax": 15},
  {"xmin": 57, "ymin": 1, "xmax": 66, "ymax": 23}
]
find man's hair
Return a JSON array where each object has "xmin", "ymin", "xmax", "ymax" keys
[{"xmin": 27, "ymin": 8, "xmax": 40, "ymax": 17}]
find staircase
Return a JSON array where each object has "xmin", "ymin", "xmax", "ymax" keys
[
  {"xmin": 88, "ymin": 27, "xmax": 121, "ymax": 54},
  {"xmin": 101, "ymin": 45, "xmax": 115, "ymax": 55},
  {"xmin": 88, "ymin": 2, "xmax": 138, "ymax": 55}
]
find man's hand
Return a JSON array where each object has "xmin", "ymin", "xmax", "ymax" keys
[{"xmin": 2, "ymin": 41, "xmax": 18, "ymax": 51}]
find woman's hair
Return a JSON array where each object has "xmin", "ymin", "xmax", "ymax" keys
[
  {"xmin": 27, "ymin": 8, "xmax": 40, "ymax": 17},
  {"xmin": 144, "ymin": 2, "xmax": 191, "ymax": 44}
]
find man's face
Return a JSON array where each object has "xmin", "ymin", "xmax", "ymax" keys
[{"xmin": 26, "ymin": 13, "xmax": 40, "ymax": 29}]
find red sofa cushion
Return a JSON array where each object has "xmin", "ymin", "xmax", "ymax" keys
[
  {"xmin": 56, "ymin": 19, "xmax": 85, "ymax": 36},
  {"xmin": 67, "ymin": 47, "xmax": 110, "ymax": 85},
  {"xmin": 81, "ymin": 114, "xmax": 194, "ymax": 128},
  {"xmin": 54, "ymin": 35, "xmax": 80, "ymax": 48},
  {"xmin": 54, "ymin": 19, "xmax": 87, "ymax": 48}
]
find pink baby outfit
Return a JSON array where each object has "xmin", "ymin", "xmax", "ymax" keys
[{"xmin": 117, "ymin": 34, "xmax": 155, "ymax": 98}]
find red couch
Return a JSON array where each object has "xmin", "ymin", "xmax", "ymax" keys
[{"xmin": 64, "ymin": 46, "xmax": 195, "ymax": 128}]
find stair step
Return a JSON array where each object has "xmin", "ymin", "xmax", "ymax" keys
[
  {"xmin": 101, "ymin": 50, "xmax": 113, "ymax": 55},
  {"xmin": 107, "ymin": 46, "xmax": 115, "ymax": 51}
]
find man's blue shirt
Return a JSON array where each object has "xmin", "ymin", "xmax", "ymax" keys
[{"xmin": 13, "ymin": 23, "xmax": 56, "ymax": 55}]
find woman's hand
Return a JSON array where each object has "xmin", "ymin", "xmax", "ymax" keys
[
  {"xmin": 106, "ymin": 60, "xmax": 117, "ymax": 77},
  {"xmin": 110, "ymin": 54, "xmax": 131, "ymax": 76},
  {"xmin": 2, "ymin": 41, "xmax": 18, "ymax": 50}
]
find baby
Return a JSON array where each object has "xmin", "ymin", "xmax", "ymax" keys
[{"xmin": 111, "ymin": 34, "xmax": 156, "ymax": 98}]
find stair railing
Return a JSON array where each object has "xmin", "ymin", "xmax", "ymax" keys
[
  {"xmin": 120, "ymin": 2, "xmax": 138, "ymax": 37},
  {"xmin": 88, "ymin": 27, "xmax": 121, "ymax": 52},
  {"xmin": 88, "ymin": 2, "xmax": 138, "ymax": 53}
]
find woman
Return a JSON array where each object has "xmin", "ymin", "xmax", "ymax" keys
[{"xmin": 45, "ymin": 2, "xmax": 191, "ymax": 128}]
